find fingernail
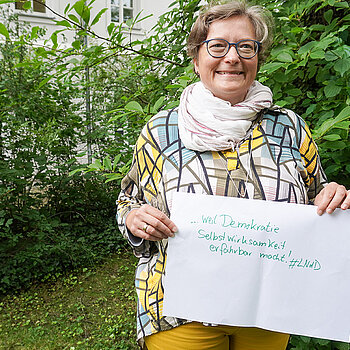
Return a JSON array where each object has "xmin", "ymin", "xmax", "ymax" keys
[
  {"xmin": 317, "ymin": 209, "xmax": 323, "ymax": 216},
  {"xmin": 172, "ymin": 226, "xmax": 178, "ymax": 233},
  {"xmin": 341, "ymin": 204, "xmax": 349, "ymax": 210},
  {"xmin": 326, "ymin": 208, "xmax": 333, "ymax": 214}
]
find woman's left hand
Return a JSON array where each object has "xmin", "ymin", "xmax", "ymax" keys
[{"xmin": 314, "ymin": 182, "xmax": 350, "ymax": 215}]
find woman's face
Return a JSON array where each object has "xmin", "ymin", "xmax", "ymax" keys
[{"xmin": 194, "ymin": 16, "xmax": 258, "ymax": 105}]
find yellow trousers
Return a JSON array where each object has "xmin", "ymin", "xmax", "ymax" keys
[{"xmin": 145, "ymin": 322, "xmax": 290, "ymax": 350}]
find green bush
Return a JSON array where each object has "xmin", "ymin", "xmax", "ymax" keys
[
  {"xmin": 0, "ymin": 11, "xmax": 126, "ymax": 293},
  {"xmin": 259, "ymin": 0, "xmax": 350, "ymax": 186},
  {"xmin": 0, "ymin": 169, "xmax": 124, "ymax": 293}
]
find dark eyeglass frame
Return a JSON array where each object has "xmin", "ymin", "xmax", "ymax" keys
[{"xmin": 202, "ymin": 38, "xmax": 261, "ymax": 59}]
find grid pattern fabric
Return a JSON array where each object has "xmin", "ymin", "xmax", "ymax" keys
[{"xmin": 117, "ymin": 107, "xmax": 327, "ymax": 346}]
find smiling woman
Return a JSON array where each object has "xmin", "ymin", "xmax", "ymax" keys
[{"xmin": 116, "ymin": 1, "xmax": 350, "ymax": 349}]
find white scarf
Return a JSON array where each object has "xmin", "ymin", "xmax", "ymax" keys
[{"xmin": 178, "ymin": 81, "xmax": 273, "ymax": 151}]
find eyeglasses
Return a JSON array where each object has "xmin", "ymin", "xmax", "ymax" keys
[{"xmin": 202, "ymin": 39, "xmax": 261, "ymax": 59}]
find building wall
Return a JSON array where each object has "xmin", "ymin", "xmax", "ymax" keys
[{"xmin": 1, "ymin": 0, "xmax": 174, "ymax": 44}]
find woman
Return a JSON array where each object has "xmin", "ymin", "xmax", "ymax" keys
[{"xmin": 117, "ymin": 1, "xmax": 350, "ymax": 349}]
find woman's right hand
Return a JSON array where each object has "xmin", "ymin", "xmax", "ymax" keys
[{"xmin": 125, "ymin": 204, "xmax": 178, "ymax": 241}]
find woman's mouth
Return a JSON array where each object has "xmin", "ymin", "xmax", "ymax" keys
[{"xmin": 216, "ymin": 71, "xmax": 243, "ymax": 75}]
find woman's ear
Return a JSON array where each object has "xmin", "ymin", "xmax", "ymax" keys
[{"xmin": 193, "ymin": 58, "xmax": 199, "ymax": 77}]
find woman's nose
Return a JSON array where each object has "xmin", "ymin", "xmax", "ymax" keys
[{"xmin": 224, "ymin": 45, "xmax": 240, "ymax": 63}]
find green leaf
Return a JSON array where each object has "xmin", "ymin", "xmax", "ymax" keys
[
  {"xmin": 334, "ymin": 1, "xmax": 349, "ymax": 8},
  {"xmin": 104, "ymin": 173, "xmax": 123, "ymax": 183},
  {"xmin": 313, "ymin": 106, "xmax": 350, "ymax": 139},
  {"xmin": 287, "ymin": 88, "xmax": 302, "ymax": 97},
  {"xmin": 300, "ymin": 30, "xmax": 310, "ymax": 43},
  {"xmin": 82, "ymin": 8, "xmax": 91, "ymax": 26},
  {"xmin": 77, "ymin": 29, "xmax": 87, "ymax": 37},
  {"xmin": 324, "ymin": 9, "xmax": 333, "ymax": 24},
  {"xmin": 261, "ymin": 62, "xmax": 284, "ymax": 73},
  {"xmin": 0, "ymin": 0, "xmax": 16, "ymax": 4},
  {"xmin": 335, "ymin": 106, "xmax": 350, "ymax": 121},
  {"xmin": 324, "ymin": 51, "xmax": 338, "ymax": 61},
  {"xmin": 0, "ymin": 23, "xmax": 9, "ymax": 39},
  {"xmin": 276, "ymin": 52, "xmax": 293, "ymax": 63},
  {"xmin": 306, "ymin": 104, "xmax": 316, "ymax": 115},
  {"xmin": 67, "ymin": 58, "xmax": 80, "ymax": 65},
  {"xmin": 50, "ymin": 32, "xmax": 58, "ymax": 47},
  {"xmin": 165, "ymin": 101, "xmax": 180, "ymax": 109},
  {"xmin": 91, "ymin": 8, "xmax": 107, "ymax": 26},
  {"xmin": 298, "ymin": 41, "xmax": 316, "ymax": 55},
  {"xmin": 309, "ymin": 24, "xmax": 326, "ymax": 32},
  {"xmin": 112, "ymin": 154, "xmax": 121, "ymax": 171},
  {"xmin": 153, "ymin": 96, "xmax": 165, "ymax": 112},
  {"xmin": 68, "ymin": 14, "xmax": 80, "ymax": 24},
  {"xmin": 322, "ymin": 134, "xmax": 341, "ymax": 141},
  {"xmin": 273, "ymin": 72, "xmax": 288, "ymax": 83},
  {"xmin": 309, "ymin": 50, "xmax": 324, "ymax": 59},
  {"xmin": 290, "ymin": 27, "xmax": 304, "ymax": 34},
  {"xmin": 103, "ymin": 156, "xmax": 112, "ymax": 171},
  {"xmin": 125, "ymin": 101, "xmax": 144, "ymax": 113},
  {"xmin": 14, "ymin": 62, "xmax": 29, "ymax": 68},
  {"xmin": 107, "ymin": 23, "xmax": 115, "ymax": 36},
  {"xmin": 23, "ymin": 0, "xmax": 31, "ymax": 10},
  {"xmin": 38, "ymin": 76, "xmax": 53, "ymax": 88},
  {"xmin": 88, "ymin": 159, "xmax": 102, "ymax": 170},
  {"xmin": 55, "ymin": 20, "xmax": 72, "ymax": 28},
  {"xmin": 300, "ymin": 336, "xmax": 311, "ymax": 344},
  {"xmin": 324, "ymin": 82, "xmax": 342, "ymax": 98},
  {"xmin": 64, "ymin": 4, "xmax": 71, "ymax": 14},
  {"xmin": 30, "ymin": 26, "xmax": 39, "ymax": 39},
  {"xmin": 334, "ymin": 59, "xmax": 350, "ymax": 77},
  {"xmin": 325, "ymin": 164, "xmax": 341, "ymax": 173},
  {"xmin": 69, "ymin": 168, "xmax": 85, "ymax": 176},
  {"xmin": 333, "ymin": 121, "xmax": 350, "ymax": 130},
  {"xmin": 321, "ymin": 141, "xmax": 347, "ymax": 150},
  {"xmin": 72, "ymin": 40, "xmax": 81, "ymax": 50},
  {"xmin": 73, "ymin": 0, "xmax": 85, "ymax": 17},
  {"xmin": 310, "ymin": 24, "xmax": 325, "ymax": 31},
  {"xmin": 316, "ymin": 37, "xmax": 336, "ymax": 50},
  {"xmin": 72, "ymin": 0, "xmax": 90, "ymax": 25}
]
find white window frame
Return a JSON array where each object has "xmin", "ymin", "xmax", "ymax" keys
[
  {"xmin": 110, "ymin": 0, "xmax": 139, "ymax": 26},
  {"xmin": 13, "ymin": 0, "xmax": 55, "ymax": 21},
  {"xmin": 15, "ymin": 0, "xmax": 46, "ymax": 13}
]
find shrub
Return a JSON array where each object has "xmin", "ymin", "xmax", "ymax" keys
[
  {"xmin": 0, "ymin": 10, "xmax": 126, "ymax": 293},
  {"xmin": 259, "ymin": 0, "xmax": 350, "ymax": 186}
]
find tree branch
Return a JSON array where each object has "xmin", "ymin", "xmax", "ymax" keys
[{"xmin": 32, "ymin": 0, "xmax": 185, "ymax": 67}]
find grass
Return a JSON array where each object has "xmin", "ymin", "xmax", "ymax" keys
[{"xmin": 0, "ymin": 249, "xmax": 139, "ymax": 350}]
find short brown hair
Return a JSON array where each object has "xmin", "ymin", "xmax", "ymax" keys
[{"xmin": 187, "ymin": 1, "xmax": 274, "ymax": 64}]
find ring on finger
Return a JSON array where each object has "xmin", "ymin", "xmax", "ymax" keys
[{"xmin": 143, "ymin": 223, "xmax": 149, "ymax": 233}]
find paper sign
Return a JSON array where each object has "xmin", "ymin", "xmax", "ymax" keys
[{"xmin": 163, "ymin": 192, "xmax": 350, "ymax": 342}]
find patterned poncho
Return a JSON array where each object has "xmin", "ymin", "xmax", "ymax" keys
[{"xmin": 117, "ymin": 107, "xmax": 327, "ymax": 347}]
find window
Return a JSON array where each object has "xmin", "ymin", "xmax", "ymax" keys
[
  {"xmin": 15, "ymin": 0, "xmax": 46, "ymax": 13},
  {"xmin": 111, "ymin": 0, "xmax": 134, "ymax": 23}
]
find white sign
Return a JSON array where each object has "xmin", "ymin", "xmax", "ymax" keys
[{"xmin": 163, "ymin": 192, "xmax": 350, "ymax": 342}]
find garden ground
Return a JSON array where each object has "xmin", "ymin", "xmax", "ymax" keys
[{"xmin": 0, "ymin": 249, "xmax": 138, "ymax": 350}]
